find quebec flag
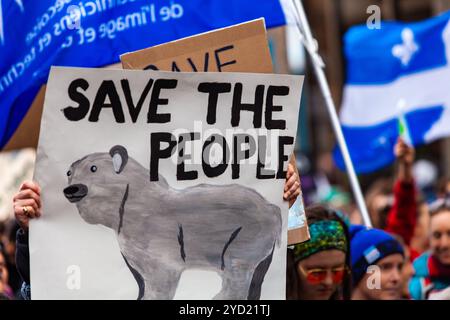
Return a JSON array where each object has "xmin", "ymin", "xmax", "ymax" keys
[{"xmin": 334, "ymin": 11, "xmax": 450, "ymax": 173}]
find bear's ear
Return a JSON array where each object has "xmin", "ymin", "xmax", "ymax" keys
[{"xmin": 109, "ymin": 145, "xmax": 128, "ymax": 174}]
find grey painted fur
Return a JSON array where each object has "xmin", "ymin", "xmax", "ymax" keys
[{"xmin": 63, "ymin": 145, "xmax": 282, "ymax": 300}]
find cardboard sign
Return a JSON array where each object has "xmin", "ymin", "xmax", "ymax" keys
[
  {"xmin": 120, "ymin": 19, "xmax": 273, "ymax": 73},
  {"xmin": 32, "ymin": 67, "xmax": 304, "ymax": 299},
  {"xmin": 288, "ymin": 195, "xmax": 309, "ymax": 245},
  {"xmin": 121, "ymin": 19, "xmax": 309, "ymax": 245}
]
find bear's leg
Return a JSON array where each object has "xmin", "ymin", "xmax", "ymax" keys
[
  {"xmin": 213, "ymin": 265, "xmax": 255, "ymax": 300},
  {"xmin": 144, "ymin": 265, "xmax": 183, "ymax": 300},
  {"xmin": 247, "ymin": 245, "xmax": 275, "ymax": 300}
]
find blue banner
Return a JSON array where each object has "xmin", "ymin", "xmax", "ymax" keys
[
  {"xmin": 335, "ymin": 11, "xmax": 450, "ymax": 174},
  {"xmin": 0, "ymin": 0, "xmax": 287, "ymax": 148}
]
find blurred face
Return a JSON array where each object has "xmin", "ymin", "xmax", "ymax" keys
[
  {"xmin": 430, "ymin": 210, "xmax": 450, "ymax": 265},
  {"xmin": 355, "ymin": 254, "xmax": 403, "ymax": 300},
  {"xmin": 297, "ymin": 249, "xmax": 346, "ymax": 300},
  {"xmin": 368, "ymin": 194, "xmax": 392, "ymax": 229},
  {"xmin": 441, "ymin": 181, "xmax": 450, "ymax": 196},
  {"xmin": 411, "ymin": 203, "xmax": 430, "ymax": 253}
]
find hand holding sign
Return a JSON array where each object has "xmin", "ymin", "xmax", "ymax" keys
[
  {"xmin": 13, "ymin": 181, "xmax": 42, "ymax": 231},
  {"xmin": 284, "ymin": 161, "xmax": 300, "ymax": 206}
]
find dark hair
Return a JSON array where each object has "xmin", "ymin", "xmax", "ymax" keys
[
  {"xmin": 286, "ymin": 204, "xmax": 352, "ymax": 300},
  {"xmin": 7, "ymin": 221, "xmax": 20, "ymax": 244}
]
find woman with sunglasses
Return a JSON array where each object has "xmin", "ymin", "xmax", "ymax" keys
[
  {"xmin": 286, "ymin": 205, "xmax": 351, "ymax": 300},
  {"xmin": 409, "ymin": 195, "xmax": 450, "ymax": 299}
]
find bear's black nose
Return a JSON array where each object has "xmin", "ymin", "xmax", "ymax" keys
[{"xmin": 63, "ymin": 184, "xmax": 88, "ymax": 203}]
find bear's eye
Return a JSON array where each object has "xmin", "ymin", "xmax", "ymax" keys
[
  {"xmin": 90, "ymin": 165, "xmax": 97, "ymax": 173},
  {"xmin": 67, "ymin": 170, "xmax": 71, "ymax": 177}
]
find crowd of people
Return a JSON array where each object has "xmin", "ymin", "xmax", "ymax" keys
[
  {"xmin": 288, "ymin": 138, "xmax": 450, "ymax": 300},
  {"xmin": 0, "ymin": 138, "xmax": 449, "ymax": 300}
]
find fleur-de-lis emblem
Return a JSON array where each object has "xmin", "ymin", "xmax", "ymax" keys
[{"xmin": 392, "ymin": 28, "xmax": 419, "ymax": 66}]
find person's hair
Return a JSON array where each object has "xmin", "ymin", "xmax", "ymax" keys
[
  {"xmin": 6, "ymin": 220, "xmax": 19, "ymax": 244},
  {"xmin": 429, "ymin": 194, "xmax": 450, "ymax": 217},
  {"xmin": 391, "ymin": 233, "xmax": 406, "ymax": 248},
  {"xmin": 286, "ymin": 204, "xmax": 352, "ymax": 300}
]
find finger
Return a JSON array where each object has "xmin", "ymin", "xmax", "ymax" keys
[
  {"xmin": 284, "ymin": 180, "xmax": 298, "ymax": 200},
  {"xmin": 20, "ymin": 181, "xmax": 41, "ymax": 195},
  {"xmin": 15, "ymin": 199, "xmax": 39, "ymax": 214},
  {"xmin": 15, "ymin": 204, "xmax": 37, "ymax": 220},
  {"xmin": 13, "ymin": 189, "xmax": 41, "ymax": 208},
  {"xmin": 290, "ymin": 187, "xmax": 301, "ymax": 200},
  {"xmin": 406, "ymin": 144, "xmax": 415, "ymax": 153},
  {"xmin": 26, "ymin": 205, "xmax": 38, "ymax": 219},
  {"xmin": 283, "ymin": 186, "xmax": 291, "ymax": 200},
  {"xmin": 286, "ymin": 163, "xmax": 294, "ymax": 179},
  {"xmin": 396, "ymin": 144, "xmax": 406, "ymax": 154},
  {"xmin": 284, "ymin": 174, "xmax": 297, "ymax": 192},
  {"xmin": 15, "ymin": 199, "xmax": 39, "ymax": 217},
  {"xmin": 399, "ymin": 142, "xmax": 407, "ymax": 150},
  {"xmin": 36, "ymin": 205, "xmax": 42, "ymax": 217},
  {"xmin": 287, "ymin": 181, "xmax": 300, "ymax": 200},
  {"xmin": 289, "ymin": 180, "xmax": 300, "ymax": 193}
]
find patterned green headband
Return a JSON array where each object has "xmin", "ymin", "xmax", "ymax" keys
[{"xmin": 293, "ymin": 220, "xmax": 347, "ymax": 262}]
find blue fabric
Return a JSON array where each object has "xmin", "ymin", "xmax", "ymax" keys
[
  {"xmin": 350, "ymin": 225, "xmax": 404, "ymax": 284},
  {"xmin": 334, "ymin": 106, "xmax": 445, "ymax": 174},
  {"xmin": 0, "ymin": 0, "xmax": 287, "ymax": 148},
  {"xmin": 344, "ymin": 11, "xmax": 450, "ymax": 85},
  {"xmin": 409, "ymin": 252, "xmax": 430, "ymax": 300},
  {"xmin": 409, "ymin": 251, "xmax": 450, "ymax": 300},
  {"xmin": 335, "ymin": 10, "xmax": 450, "ymax": 173},
  {"xmin": 20, "ymin": 282, "xmax": 31, "ymax": 300}
]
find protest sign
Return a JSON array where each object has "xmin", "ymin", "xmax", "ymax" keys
[
  {"xmin": 121, "ymin": 19, "xmax": 309, "ymax": 244},
  {"xmin": 32, "ymin": 67, "xmax": 304, "ymax": 299},
  {"xmin": 120, "ymin": 19, "xmax": 273, "ymax": 73}
]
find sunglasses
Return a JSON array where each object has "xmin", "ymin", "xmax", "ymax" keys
[{"xmin": 298, "ymin": 265, "xmax": 348, "ymax": 285}]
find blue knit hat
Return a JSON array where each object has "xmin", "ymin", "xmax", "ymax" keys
[{"xmin": 350, "ymin": 225, "xmax": 404, "ymax": 285}]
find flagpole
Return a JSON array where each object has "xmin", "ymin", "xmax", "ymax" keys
[{"xmin": 292, "ymin": 0, "xmax": 372, "ymax": 227}]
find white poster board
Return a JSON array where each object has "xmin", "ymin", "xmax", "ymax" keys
[{"xmin": 31, "ymin": 67, "xmax": 303, "ymax": 299}]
